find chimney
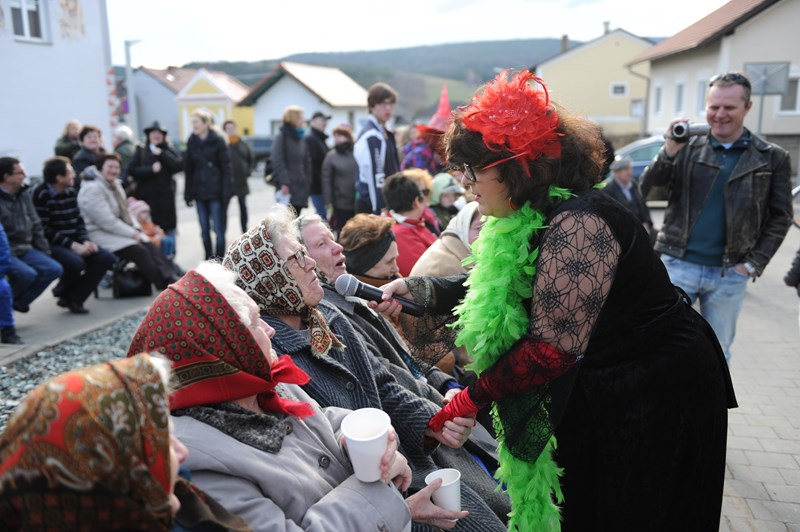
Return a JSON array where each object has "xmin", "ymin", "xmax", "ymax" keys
[
  {"xmin": 561, "ymin": 34, "xmax": 569, "ymax": 53},
  {"xmin": 603, "ymin": 21, "xmax": 610, "ymax": 35}
]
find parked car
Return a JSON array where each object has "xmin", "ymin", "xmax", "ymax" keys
[
  {"xmin": 608, "ymin": 135, "xmax": 666, "ymax": 201},
  {"xmin": 245, "ymin": 136, "xmax": 274, "ymax": 177}
]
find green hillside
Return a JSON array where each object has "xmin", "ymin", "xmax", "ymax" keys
[{"xmin": 185, "ymin": 38, "xmax": 580, "ymax": 122}]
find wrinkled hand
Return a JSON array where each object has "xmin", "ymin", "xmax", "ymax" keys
[
  {"xmin": 84, "ymin": 241, "xmax": 99, "ymax": 254},
  {"xmin": 381, "ymin": 428, "xmax": 411, "ymax": 490},
  {"xmin": 152, "ymin": 161, "xmax": 162, "ymax": 173},
  {"xmin": 443, "ymin": 388, "xmax": 461, "ymax": 405},
  {"xmin": 281, "ymin": 185, "xmax": 290, "ymax": 195},
  {"xmin": 344, "ymin": 427, "xmax": 410, "ymax": 490},
  {"xmin": 428, "ymin": 389, "xmax": 479, "ymax": 434},
  {"xmin": 426, "ymin": 416, "xmax": 474, "ymax": 449},
  {"xmin": 405, "ymin": 478, "xmax": 469, "ymax": 529},
  {"xmin": 368, "ymin": 278, "xmax": 412, "ymax": 320}
]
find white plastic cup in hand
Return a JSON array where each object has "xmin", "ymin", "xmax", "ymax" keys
[
  {"xmin": 341, "ymin": 408, "xmax": 391, "ymax": 482},
  {"xmin": 424, "ymin": 468, "xmax": 462, "ymax": 511}
]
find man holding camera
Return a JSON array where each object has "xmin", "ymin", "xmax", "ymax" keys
[{"xmin": 641, "ymin": 71, "xmax": 792, "ymax": 364}]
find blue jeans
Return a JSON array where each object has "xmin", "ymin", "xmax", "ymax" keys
[
  {"xmin": 7, "ymin": 249, "xmax": 63, "ymax": 310},
  {"xmin": 50, "ymin": 245, "xmax": 117, "ymax": 304},
  {"xmin": 0, "ymin": 278, "xmax": 14, "ymax": 328},
  {"xmin": 196, "ymin": 199, "xmax": 227, "ymax": 259},
  {"xmin": 310, "ymin": 194, "xmax": 327, "ymax": 219},
  {"xmin": 160, "ymin": 230, "xmax": 176, "ymax": 260},
  {"xmin": 661, "ymin": 255, "xmax": 749, "ymax": 364}
]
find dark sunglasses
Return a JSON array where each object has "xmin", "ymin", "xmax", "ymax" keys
[{"xmin": 709, "ymin": 72, "xmax": 751, "ymax": 89}]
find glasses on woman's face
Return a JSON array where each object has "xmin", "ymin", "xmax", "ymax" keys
[
  {"xmin": 286, "ymin": 248, "xmax": 308, "ymax": 270},
  {"xmin": 461, "ymin": 164, "xmax": 478, "ymax": 184}
]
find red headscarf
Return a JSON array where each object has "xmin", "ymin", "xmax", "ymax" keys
[
  {"xmin": 127, "ymin": 270, "xmax": 313, "ymax": 418},
  {"xmin": 0, "ymin": 354, "xmax": 173, "ymax": 530}
]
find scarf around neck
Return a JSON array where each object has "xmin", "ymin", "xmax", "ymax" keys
[
  {"xmin": 452, "ymin": 188, "xmax": 573, "ymax": 531},
  {"xmin": 223, "ymin": 221, "xmax": 344, "ymax": 357}
]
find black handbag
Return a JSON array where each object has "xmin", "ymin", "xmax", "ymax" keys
[{"xmin": 112, "ymin": 261, "xmax": 153, "ymax": 298}]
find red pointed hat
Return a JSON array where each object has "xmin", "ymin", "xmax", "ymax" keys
[{"xmin": 417, "ymin": 84, "xmax": 452, "ymax": 137}]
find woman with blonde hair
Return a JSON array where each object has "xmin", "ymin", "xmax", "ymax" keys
[
  {"xmin": 272, "ymin": 105, "xmax": 311, "ymax": 215},
  {"xmin": 184, "ymin": 109, "xmax": 232, "ymax": 259},
  {"xmin": 54, "ymin": 118, "xmax": 81, "ymax": 160}
]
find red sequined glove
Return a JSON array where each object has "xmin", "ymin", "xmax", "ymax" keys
[{"xmin": 427, "ymin": 388, "xmax": 479, "ymax": 432}]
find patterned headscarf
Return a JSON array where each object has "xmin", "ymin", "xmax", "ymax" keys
[
  {"xmin": 223, "ymin": 221, "xmax": 344, "ymax": 357},
  {"xmin": 0, "ymin": 354, "xmax": 173, "ymax": 531},
  {"xmin": 127, "ymin": 270, "xmax": 314, "ymax": 418}
]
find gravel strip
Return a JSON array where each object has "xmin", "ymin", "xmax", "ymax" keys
[{"xmin": 0, "ymin": 310, "xmax": 148, "ymax": 432}]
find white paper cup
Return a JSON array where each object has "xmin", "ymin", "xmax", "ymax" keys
[
  {"xmin": 341, "ymin": 408, "xmax": 391, "ymax": 482},
  {"xmin": 425, "ymin": 468, "xmax": 462, "ymax": 511}
]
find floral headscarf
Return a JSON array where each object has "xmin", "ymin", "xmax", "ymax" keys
[
  {"xmin": 0, "ymin": 354, "xmax": 173, "ymax": 531},
  {"xmin": 223, "ymin": 220, "xmax": 344, "ymax": 357},
  {"xmin": 127, "ymin": 270, "xmax": 313, "ymax": 418}
]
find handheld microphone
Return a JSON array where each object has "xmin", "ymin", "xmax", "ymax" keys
[{"xmin": 334, "ymin": 274, "xmax": 425, "ymax": 317}]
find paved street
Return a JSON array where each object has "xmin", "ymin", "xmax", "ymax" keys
[{"xmin": 1, "ymin": 177, "xmax": 799, "ymax": 530}]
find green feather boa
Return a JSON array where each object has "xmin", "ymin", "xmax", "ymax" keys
[{"xmin": 452, "ymin": 187, "xmax": 572, "ymax": 531}]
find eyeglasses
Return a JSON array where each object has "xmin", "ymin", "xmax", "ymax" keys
[
  {"xmin": 461, "ymin": 164, "xmax": 477, "ymax": 184},
  {"xmin": 709, "ymin": 72, "xmax": 751, "ymax": 89},
  {"xmin": 419, "ymin": 188, "xmax": 430, "ymax": 197},
  {"xmin": 286, "ymin": 248, "xmax": 308, "ymax": 269}
]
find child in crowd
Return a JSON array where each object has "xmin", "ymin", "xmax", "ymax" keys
[{"xmin": 128, "ymin": 197, "xmax": 175, "ymax": 261}]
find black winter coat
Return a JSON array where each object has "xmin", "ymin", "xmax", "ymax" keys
[
  {"xmin": 184, "ymin": 129, "xmax": 232, "ymax": 203},
  {"xmin": 305, "ymin": 127, "xmax": 329, "ymax": 195},
  {"xmin": 271, "ymin": 124, "xmax": 311, "ymax": 207},
  {"xmin": 228, "ymin": 138, "xmax": 253, "ymax": 198},
  {"xmin": 128, "ymin": 142, "xmax": 183, "ymax": 231}
]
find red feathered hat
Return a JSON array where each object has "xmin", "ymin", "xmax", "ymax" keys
[{"xmin": 459, "ymin": 69, "xmax": 563, "ymax": 177}]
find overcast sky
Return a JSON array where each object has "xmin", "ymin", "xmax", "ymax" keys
[{"xmin": 108, "ymin": 0, "xmax": 730, "ymax": 68}]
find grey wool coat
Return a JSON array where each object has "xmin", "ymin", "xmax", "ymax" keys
[
  {"xmin": 173, "ymin": 383, "xmax": 411, "ymax": 532},
  {"xmin": 264, "ymin": 301, "xmax": 508, "ymax": 532}
]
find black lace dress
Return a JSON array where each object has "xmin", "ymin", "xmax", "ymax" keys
[{"xmin": 424, "ymin": 189, "xmax": 736, "ymax": 530}]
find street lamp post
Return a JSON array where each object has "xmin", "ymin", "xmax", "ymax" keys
[{"xmin": 124, "ymin": 39, "xmax": 142, "ymax": 137}]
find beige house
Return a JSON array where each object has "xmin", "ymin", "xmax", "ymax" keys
[
  {"xmin": 240, "ymin": 62, "xmax": 369, "ymax": 138},
  {"xmin": 534, "ymin": 29, "xmax": 653, "ymax": 146},
  {"xmin": 629, "ymin": 0, "xmax": 800, "ymax": 170},
  {"xmin": 176, "ymin": 69, "xmax": 253, "ymax": 141}
]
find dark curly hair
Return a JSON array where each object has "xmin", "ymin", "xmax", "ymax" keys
[{"xmin": 444, "ymin": 103, "xmax": 605, "ymax": 213}]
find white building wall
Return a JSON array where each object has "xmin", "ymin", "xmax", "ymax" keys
[
  {"xmin": 132, "ymin": 70, "xmax": 180, "ymax": 145},
  {"xmin": 0, "ymin": 0, "xmax": 112, "ymax": 178},
  {"xmin": 251, "ymin": 76, "xmax": 368, "ymax": 139},
  {"xmin": 646, "ymin": 0, "xmax": 800, "ymax": 139}
]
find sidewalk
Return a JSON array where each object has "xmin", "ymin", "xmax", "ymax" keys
[{"xmin": 1, "ymin": 180, "xmax": 799, "ymax": 529}]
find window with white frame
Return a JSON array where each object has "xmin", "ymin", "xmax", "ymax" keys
[
  {"xmin": 654, "ymin": 86, "xmax": 663, "ymax": 115},
  {"xmin": 675, "ymin": 83, "xmax": 685, "ymax": 114},
  {"xmin": 9, "ymin": 0, "xmax": 47, "ymax": 41},
  {"xmin": 631, "ymin": 99, "xmax": 644, "ymax": 118},
  {"xmin": 696, "ymin": 80, "xmax": 707, "ymax": 115},
  {"xmin": 780, "ymin": 78, "xmax": 799, "ymax": 112},
  {"xmin": 610, "ymin": 82, "xmax": 628, "ymax": 98}
]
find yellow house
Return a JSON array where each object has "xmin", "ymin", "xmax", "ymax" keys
[
  {"xmin": 176, "ymin": 68, "xmax": 253, "ymax": 140},
  {"xmin": 535, "ymin": 29, "xmax": 653, "ymax": 146}
]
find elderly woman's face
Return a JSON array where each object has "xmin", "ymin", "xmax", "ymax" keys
[
  {"xmin": 277, "ymin": 235, "xmax": 324, "ymax": 307},
  {"xmin": 300, "ymin": 221, "xmax": 346, "ymax": 282},
  {"xmin": 247, "ymin": 301, "xmax": 278, "ymax": 364},
  {"xmin": 365, "ymin": 241, "xmax": 400, "ymax": 280}
]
